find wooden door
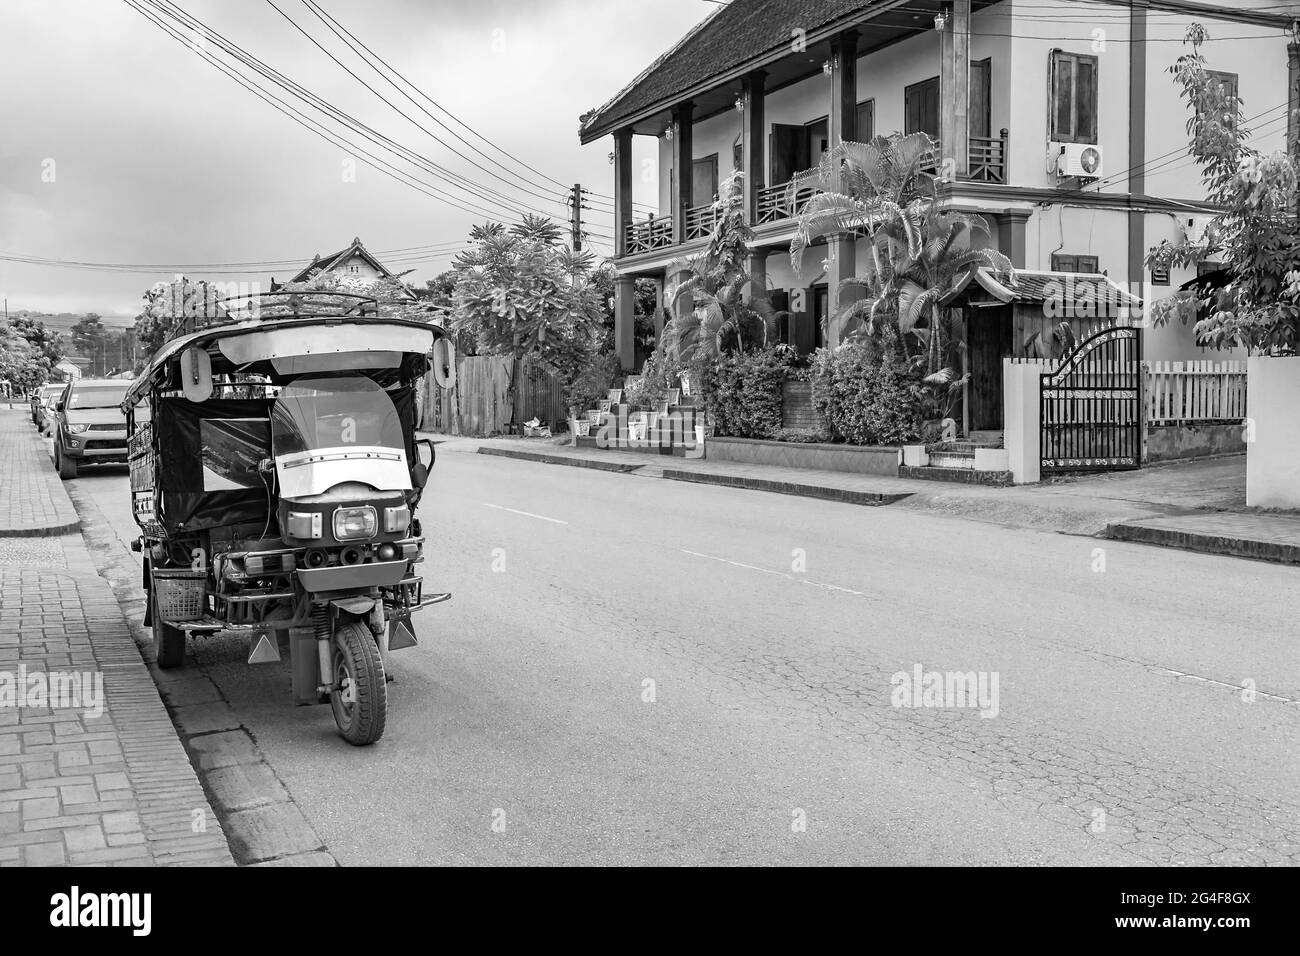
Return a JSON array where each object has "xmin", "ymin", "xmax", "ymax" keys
[
  {"xmin": 967, "ymin": 304, "xmax": 1013, "ymax": 430},
  {"xmin": 905, "ymin": 76, "xmax": 940, "ymax": 138},
  {"xmin": 770, "ymin": 124, "xmax": 803, "ymax": 184}
]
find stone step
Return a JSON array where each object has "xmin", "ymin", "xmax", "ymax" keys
[
  {"xmin": 927, "ymin": 451, "xmax": 976, "ymax": 469},
  {"xmin": 899, "ymin": 465, "xmax": 1014, "ymax": 487}
]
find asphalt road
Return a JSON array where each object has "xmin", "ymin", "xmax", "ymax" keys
[{"xmin": 66, "ymin": 447, "xmax": 1300, "ymax": 866}]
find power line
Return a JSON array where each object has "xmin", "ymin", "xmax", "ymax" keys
[
  {"xmin": 123, "ymin": 0, "xmax": 517, "ymax": 222},
  {"xmin": 262, "ymin": 0, "xmax": 571, "ymax": 212},
  {"xmin": 140, "ymin": 0, "xmax": 568, "ymax": 222}
]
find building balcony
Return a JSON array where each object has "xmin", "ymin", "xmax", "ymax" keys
[{"xmin": 625, "ymin": 214, "xmax": 674, "ymax": 254}]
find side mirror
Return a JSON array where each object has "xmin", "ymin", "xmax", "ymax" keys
[
  {"xmin": 55, "ymin": 401, "xmax": 64, "ymax": 412},
  {"xmin": 411, "ymin": 439, "xmax": 434, "ymax": 490}
]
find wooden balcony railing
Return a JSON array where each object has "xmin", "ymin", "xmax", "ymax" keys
[
  {"xmin": 682, "ymin": 203, "xmax": 720, "ymax": 241},
  {"xmin": 625, "ymin": 215, "xmax": 673, "ymax": 254},
  {"xmin": 755, "ymin": 181, "xmax": 818, "ymax": 224},
  {"xmin": 968, "ymin": 129, "xmax": 1009, "ymax": 184}
]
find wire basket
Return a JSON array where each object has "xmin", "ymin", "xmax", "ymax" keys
[{"xmin": 153, "ymin": 570, "xmax": 207, "ymax": 623}]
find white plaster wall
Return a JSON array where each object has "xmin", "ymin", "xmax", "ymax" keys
[{"xmin": 1246, "ymin": 356, "xmax": 1300, "ymax": 508}]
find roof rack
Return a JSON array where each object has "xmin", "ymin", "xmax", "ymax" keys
[{"xmin": 220, "ymin": 291, "xmax": 380, "ymax": 321}]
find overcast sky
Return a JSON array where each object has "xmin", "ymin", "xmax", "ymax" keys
[{"xmin": 0, "ymin": 0, "xmax": 708, "ymax": 317}]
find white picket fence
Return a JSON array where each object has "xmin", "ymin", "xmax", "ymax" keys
[{"xmin": 1143, "ymin": 360, "xmax": 1247, "ymax": 424}]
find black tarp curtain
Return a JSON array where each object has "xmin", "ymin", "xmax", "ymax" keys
[{"xmin": 155, "ymin": 387, "xmax": 418, "ymax": 534}]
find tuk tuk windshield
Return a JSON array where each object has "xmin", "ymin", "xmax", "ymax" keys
[{"xmin": 271, "ymin": 377, "xmax": 404, "ymax": 458}]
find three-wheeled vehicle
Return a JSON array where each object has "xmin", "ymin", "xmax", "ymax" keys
[{"xmin": 122, "ymin": 292, "xmax": 456, "ymax": 744}]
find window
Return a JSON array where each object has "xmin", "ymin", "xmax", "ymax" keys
[
  {"xmin": 1050, "ymin": 51, "xmax": 1098, "ymax": 144},
  {"xmin": 1201, "ymin": 70, "xmax": 1239, "ymax": 128},
  {"xmin": 1151, "ymin": 264, "xmax": 1170, "ymax": 285},
  {"xmin": 691, "ymin": 154, "xmax": 718, "ymax": 207},
  {"xmin": 1051, "ymin": 253, "xmax": 1100, "ymax": 274},
  {"xmin": 905, "ymin": 77, "xmax": 940, "ymax": 138},
  {"xmin": 855, "ymin": 99, "xmax": 875, "ymax": 141}
]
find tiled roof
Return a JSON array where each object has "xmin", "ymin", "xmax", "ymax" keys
[
  {"xmin": 944, "ymin": 268, "xmax": 1143, "ymax": 307},
  {"xmin": 580, "ymin": 0, "xmax": 873, "ymax": 140}
]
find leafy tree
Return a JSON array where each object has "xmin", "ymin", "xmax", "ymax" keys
[
  {"xmin": 449, "ymin": 214, "xmax": 605, "ymax": 423},
  {"xmin": 0, "ymin": 315, "xmax": 63, "ymax": 391},
  {"xmin": 663, "ymin": 170, "xmax": 776, "ymax": 363},
  {"xmin": 1146, "ymin": 25, "xmax": 1300, "ymax": 353},
  {"xmin": 71, "ymin": 314, "xmax": 109, "ymax": 376},
  {"xmin": 134, "ymin": 276, "xmax": 228, "ymax": 359}
]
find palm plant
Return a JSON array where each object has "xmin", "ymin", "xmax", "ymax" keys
[
  {"xmin": 663, "ymin": 170, "xmax": 776, "ymax": 365},
  {"xmin": 791, "ymin": 132, "xmax": 1014, "ymax": 429}
]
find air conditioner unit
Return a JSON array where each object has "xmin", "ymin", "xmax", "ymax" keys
[
  {"xmin": 1182, "ymin": 215, "xmax": 1215, "ymax": 246},
  {"xmin": 1052, "ymin": 142, "xmax": 1103, "ymax": 179}
]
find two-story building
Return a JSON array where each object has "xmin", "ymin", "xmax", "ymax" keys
[
  {"xmin": 274, "ymin": 236, "xmax": 417, "ymax": 300},
  {"xmin": 580, "ymin": 0, "xmax": 1300, "ymax": 431}
]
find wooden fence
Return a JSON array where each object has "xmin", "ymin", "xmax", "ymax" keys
[
  {"xmin": 421, "ymin": 354, "xmax": 567, "ymax": 437},
  {"xmin": 1144, "ymin": 360, "xmax": 1247, "ymax": 424}
]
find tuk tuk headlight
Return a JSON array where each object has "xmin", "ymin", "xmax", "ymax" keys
[{"xmin": 333, "ymin": 506, "xmax": 377, "ymax": 541}]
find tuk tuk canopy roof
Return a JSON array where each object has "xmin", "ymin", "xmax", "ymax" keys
[{"xmin": 122, "ymin": 312, "xmax": 445, "ymax": 411}]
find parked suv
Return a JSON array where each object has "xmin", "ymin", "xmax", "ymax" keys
[
  {"xmin": 53, "ymin": 379, "xmax": 130, "ymax": 479},
  {"xmin": 31, "ymin": 383, "xmax": 65, "ymax": 432}
]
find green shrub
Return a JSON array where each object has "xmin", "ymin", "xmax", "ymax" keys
[
  {"xmin": 563, "ymin": 351, "xmax": 620, "ymax": 415},
  {"xmin": 808, "ymin": 328, "xmax": 920, "ymax": 445},
  {"xmin": 705, "ymin": 345, "xmax": 798, "ymax": 439}
]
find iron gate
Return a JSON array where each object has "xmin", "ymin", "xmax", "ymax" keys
[{"xmin": 1040, "ymin": 326, "xmax": 1142, "ymax": 473}]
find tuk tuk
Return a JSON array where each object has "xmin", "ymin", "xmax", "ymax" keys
[{"xmin": 121, "ymin": 292, "xmax": 456, "ymax": 745}]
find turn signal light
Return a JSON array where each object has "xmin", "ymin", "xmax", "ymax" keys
[
  {"xmin": 287, "ymin": 511, "xmax": 322, "ymax": 539},
  {"xmin": 384, "ymin": 505, "xmax": 410, "ymax": 533}
]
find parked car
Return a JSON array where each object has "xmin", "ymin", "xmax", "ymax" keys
[
  {"xmin": 32, "ymin": 383, "xmax": 65, "ymax": 431},
  {"xmin": 53, "ymin": 378, "xmax": 131, "ymax": 479}
]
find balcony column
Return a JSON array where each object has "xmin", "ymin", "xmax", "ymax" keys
[
  {"xmin": 828, "ymin": 31, "xmax": 859, "ymax": 148},
  {"xmin": 740, "ymin": 71, "xmax": 766, "ymax": 223},
  {"xmin": 613, "ymin": 128, "xmax": 633, "ymax": 258},
  {"xmin": 653, "ymin": 276, "xmax": 666, "ymax": 338},
  {"xmin": 672, "ymin": 101, "xmax": 694, "ymax": 245},
  {"xmin": 744, "ymin": 249, "xmax": 768, "ymax": 303},
  {"xmin": 614, "ymin": 275, "xmax": 636, "ymax": 372},
  {"xmin": 996, "ymin": 209, "xmax": 1031, "ymax": 269},
  {"xmin": 939, "ymin": 0, "xmax": 971, "ymax": 178},
  {"xmin": 1289, "ymin": 38, "xmax": 1300, "ymax": 165},
  {"xmin": 826, "ymin": 235, "xmax": 858, "ymax": 349}
]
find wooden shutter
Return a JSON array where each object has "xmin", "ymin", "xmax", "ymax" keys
[
  {"xmin": 970, "ymin": 59, "xmax": 991, "ymax": 139},
  {"xmin": 691, "ymin": 154, "xmax": 718, "ymax": 207},
  {"xmin": 855, "ymin": 99, "xmax": 875, "ymax": 141},
  {"xmin": 1050, "ymin": 51, "xmax": 1098, "ymax": 144},
  {"xmin": 771, "ymin": 124, "xmax": 801, "ymax": 185},
  {"xmin": 905, "ymin": 77, "xmax": 940, "ymax": 138}
]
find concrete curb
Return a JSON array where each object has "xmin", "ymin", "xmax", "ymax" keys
[
  {"xmin": 661, "ymin": 469, "xmax": 911, "ymax": 506},
  {"xmin": 0, "ymin": 422, "xmax": 81, "ymax": 538},
  {"xmin": 64, "ymin": 482, "xmax": 337, "ymax": 867},
  {"xmin": 476, "ymin": 445, "xmax": 644, "ymax": 473},
  {"xmin": 1101, "ymin": 521, "xmax": 1300, "ymax": 565},
  {"xmin": 0, "ymin": 520, "xmax": 83, "ymax": 539}
]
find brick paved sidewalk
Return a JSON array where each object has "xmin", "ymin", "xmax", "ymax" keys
[
  {"xmin": 0, "ymin": 409, "xmax": 79, "ymax": 537},
  {"xmin": 0, "ymin": 407, "xmax": 234, "ymax": 866}
]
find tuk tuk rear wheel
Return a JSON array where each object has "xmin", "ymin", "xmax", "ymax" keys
[
  {"xmin": 151, "ymin": 593, "xmax": 186, "ymax": 669},
  {"xmin": 330, "ymin": 622, "xmax": 386, "ymax": 745}
]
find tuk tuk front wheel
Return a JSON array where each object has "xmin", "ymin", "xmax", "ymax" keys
[
  {"xmin": 330, "ymin": 622, "xmax": 387, "ymax": 746},
  {"xmin": 151, "ymin": 593, "xmax": 186, "ymax": 669}
]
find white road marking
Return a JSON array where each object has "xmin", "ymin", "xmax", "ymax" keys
[
  {"xmin": 484, "ymin": 503, "xmax": 568, "ymax": 524},
  {"xmin": 680, "ymin": 549, "xmax": 864, "ymax": 596}
]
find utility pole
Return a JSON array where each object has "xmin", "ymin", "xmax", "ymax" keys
[{"xmin": 569, "ymin": 183, "xmax": 583, "ymax": 253}]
